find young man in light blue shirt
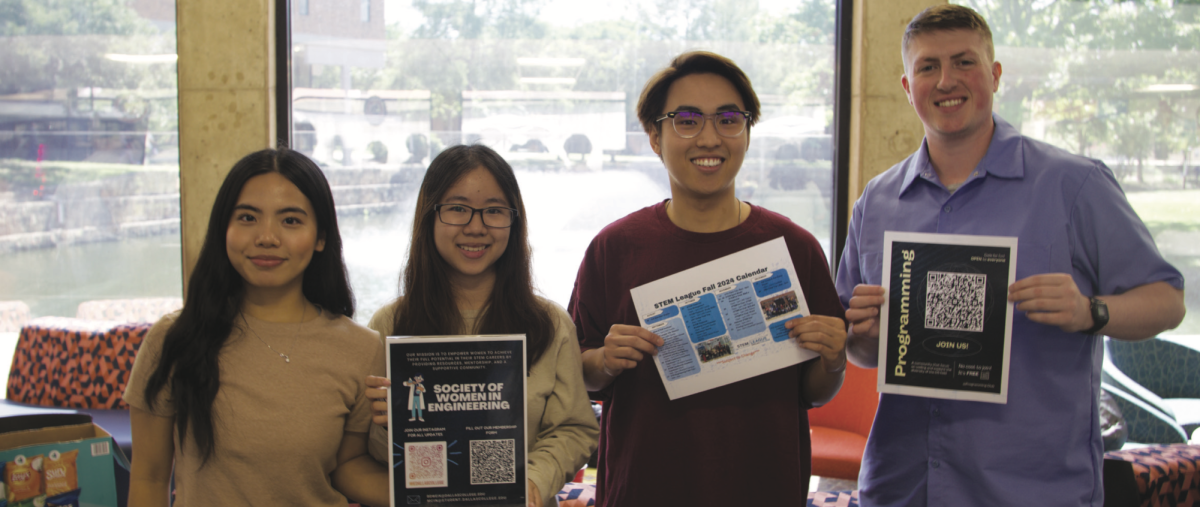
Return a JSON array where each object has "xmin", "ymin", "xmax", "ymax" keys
[{"xmin": 837, "ymin": 5, "xmax": 1185, "ymax": 506}]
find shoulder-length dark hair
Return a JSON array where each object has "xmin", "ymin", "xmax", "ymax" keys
[
  {"xmin": 143, "ymin": 147, "xmax": 354, "ymax": 463},
  {"xmin": 392, "ymin": 144, "xmax": 553, "ymax": 368}
]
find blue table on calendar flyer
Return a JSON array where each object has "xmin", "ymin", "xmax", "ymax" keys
[{"xmin": 386, "ymin": 335, "xmax": 528, "ymax": 507}]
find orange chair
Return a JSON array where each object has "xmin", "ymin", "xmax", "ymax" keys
[{"xmin": 809, "ymin": 362, "xmax": 880, "ymax": 481}]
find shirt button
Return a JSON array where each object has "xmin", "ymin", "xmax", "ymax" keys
[
  {"xmin": 931, "ymin": 460, "xmax": 941, "ymax": 468},
  {"xmin": 923, "ymin": 172, "xmax": 932, "ymax": 178},
  {"xmin": 943, "ymin": 205, "xmax": 952, "ymax": 213},
  {"xmin": 931, "ymin": 406, "xmax": 940, "ymax": 416}
]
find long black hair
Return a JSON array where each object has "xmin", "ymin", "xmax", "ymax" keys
[
  {"xmin": 392, "ymin": 144, "xmax": 554, "ymax": 368},
  {"xmin": 142, "ymin": 147, "xmax": 354, "ymax": 463}
]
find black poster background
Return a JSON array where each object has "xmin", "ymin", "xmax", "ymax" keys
[
  {"xmin": 388, "ymin": 337, "xmax": 526, "ymax": 507},
  {"xmin": 884, "ymin": 241, "xmax": 1011, "ymax": 394}
]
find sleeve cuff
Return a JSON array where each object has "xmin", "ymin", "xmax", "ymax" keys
[{"xmin": 368, "ymin": 424, "xmax": 390, "ymax": 464}]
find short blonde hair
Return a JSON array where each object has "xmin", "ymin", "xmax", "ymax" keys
[{"xmin": 903, "ymin": 4, "xmax": 995, "ymax": 63}]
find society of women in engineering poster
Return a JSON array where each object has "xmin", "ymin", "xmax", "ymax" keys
[{"xmin": 386, "ymin": 335, "xmax": 528, "ymax": 506}]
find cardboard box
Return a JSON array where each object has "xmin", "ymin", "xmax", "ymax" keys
[{"xmin": 0, "ymin": 421, "xmax": 130, "ymax": 507}]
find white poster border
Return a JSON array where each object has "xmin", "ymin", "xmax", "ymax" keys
[
  {"xmin": 385, "ymin": 334, "xmax": 529, "ymax": 507},
  {"xmin": 630, "ymin": 236, "xmax": 818, "ymax": 400},
  {"xmin": 878, "ymin": 231, "xmax": 1017, "ymax": 404}
]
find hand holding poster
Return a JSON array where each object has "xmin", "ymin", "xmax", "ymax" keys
[
  {"xmin": 629, "ymin": 237, "xmax": 817, "ymax": 399},
  {"xmin": 386, "ymin": 335, "xmax": 527, "ymax": 506},
  {"xmin": 879, "ymin": 232, "xmax": 1017, "ymax": 404}
]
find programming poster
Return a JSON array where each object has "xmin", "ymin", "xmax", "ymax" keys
[
  {"xmin": 878, "ymin": 232, "xmax": 1017, "ymax": 404},
  {"xmin": 386, "ymin": 335, "xmax": 527, "ymax": 507},
  {"xmin": 630, "ymin": 237, "xmax": 817, "ymax": 400}
]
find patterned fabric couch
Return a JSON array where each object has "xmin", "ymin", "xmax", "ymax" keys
[
  {"xmin": 1105, "ymin": 444, "xmax": 1200, "ymax": 507},
  {"xmin": 3, "ymin": 316, "xmax": 149, "ymax": 458}
]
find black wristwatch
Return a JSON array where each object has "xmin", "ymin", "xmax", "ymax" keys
[{"xmin": 1083, "ymin": 297, "xmax": 1109, "ymax": 335}]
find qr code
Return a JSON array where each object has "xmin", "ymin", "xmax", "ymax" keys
[
  {"xmin": 405, "ymin": 441, "xmax": 447, "ymax": 488},
  {"xmin": 924, "ymin": 271, "xmax": 987, "ymax": 332},
  {"xmin": 469, "ymin": 439, "xmax": 516, "ymax": 485}
]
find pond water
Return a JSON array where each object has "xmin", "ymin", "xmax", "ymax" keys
[
  {"xmin": 3, "ymin": 169, "xmax": 752, "ymax": 325},
  {"xmin": 4, "ymin": 169, "xmax": 1193, "ymax": 336}
]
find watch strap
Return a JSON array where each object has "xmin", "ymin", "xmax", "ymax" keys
[{"xmin": 1083, "ymin": 297, "xmax": 1109, "ymax": 335}]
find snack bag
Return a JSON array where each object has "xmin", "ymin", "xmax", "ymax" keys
[
  {"xmin": 43, "ymin": 450, "xmax": 79, "ymax": 507},
  {"xmin": 4, "ymin": 454, "xmax": 43, "ymax": 506}
]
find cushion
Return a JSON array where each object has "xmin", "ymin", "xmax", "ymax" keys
[
  {"xmin": 6, "ymin": 317, "xmax": 148, "ymax": 409},
  {"xmin": 810, "ymin": 426, "xmax": 868, "ymax": 481},
  {"xmin": 1105, "ymin": 444, "xmax": 1200, "ymax": 507},
  {"xmin": 808, "ymin": 490, "xmax": 860, "ymax": 506},
  {"xmin": 557, "ymin": 483, "xmax": 595, "ymax": 507}
]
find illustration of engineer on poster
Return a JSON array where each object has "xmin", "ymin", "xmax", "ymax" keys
[
  {"xmin": 386, "ymin": 335, "xmax": 527, "ymax": 506},
  {"xmin": 879, "ymin": 231, "xmax": 1017, "ymax": 404}
]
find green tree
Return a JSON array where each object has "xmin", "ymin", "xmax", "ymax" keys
[
  {"xmin": 410, "ymin": 0, "xmax": 549, "ymax": 40},
  {"xmin": 0, "ymin": 0, "xmax": 161, "ymax": 95},
  {"xmin": 1, "ymin": 0, "xmax": 178, "ymax": 163},
  {"xmin": 963, "ymin": 0, "xmax": 1200, "ymax": 178},
  {"xmin": 755, "ymin": 0, "xmax": 834, "ymax": 45},
  {"xmin": 358, "ymin": 0, "xmax": 839, "ymax": 137},
  {"xmin": 351, "ymin": 0, "xmax": 552, "ymax": 129}
]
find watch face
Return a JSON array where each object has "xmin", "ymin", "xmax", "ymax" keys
[{"xmin": 1089, "ymin": 297, "xmax": 1109, "ymax": 334}]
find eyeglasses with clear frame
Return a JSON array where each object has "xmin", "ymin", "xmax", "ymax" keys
[
  {"xmin": 434, "ymin": 203, "xmax": 518, "ymax": 228},
  {"xmin": 655, "ymin": 110, "xmax": 752, "ymax": 139}
]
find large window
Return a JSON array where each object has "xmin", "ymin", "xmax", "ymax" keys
[
  {"xmin": 289, "ymin": 0, "xmax": 839, "ymax": 320},
  {"xmin": 0, "ymin": 0, "xmax": 181, "ymax": 332},
  {"xmin": 952, "ymin": 0, "xmax": 1199, "ymax": 334}
]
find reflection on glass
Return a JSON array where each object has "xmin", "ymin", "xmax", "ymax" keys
[
  {"xmin": 955, "ymin": 0, "xmax": 1200, "ymax": 334},
  {"xmin": 0, "ymin": 0, "xmax": 181, "ymax": 329},
  {"xmin": 290, "ymin": 0, "xmax": 838, "ymax": 320}
]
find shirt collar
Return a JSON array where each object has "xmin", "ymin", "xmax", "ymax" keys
[{"xmin": 899, "ymin": 113, "xmax": 1025, "ymax": 196}]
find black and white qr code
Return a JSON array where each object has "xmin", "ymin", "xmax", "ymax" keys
[
  {"xmin": 924, "ymin": 271, "xmax": 987, "ymax": 332},
  {"xmin": 469, "ymin": 439, "xmax": 516, "ymax": 485},
  {"xmin": 404, "ymin": 441, "xmax": 448, "ymax": 489}
]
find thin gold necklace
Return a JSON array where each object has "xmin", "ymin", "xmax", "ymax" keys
[
  {"xmin": 243, "ymin": 303, "xmax": 306, "ymax": 363},
  {"xmin": 666, "ymin": 199, "xmax": 742, "ymax": 227}
]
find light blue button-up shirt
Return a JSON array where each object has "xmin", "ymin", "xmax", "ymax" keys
[{"xmin": 836, "ymin": 114, "xmax": 1184, "ymax": 506}]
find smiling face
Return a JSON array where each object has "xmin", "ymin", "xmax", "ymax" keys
[
  {"xmin": 433, "ymin": 166, "xmax": 512, "ymax": 289},
  {"xmin": 902, "ymin": 28, "xmax": 1002, "ymax": 145},
  {"xmin": 225, "ymin": 172, "xmax": 325, "ymax": 298},
  {"xmin": 648, "ymin": 72, "xmax": 749, "ymax": 203}
]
